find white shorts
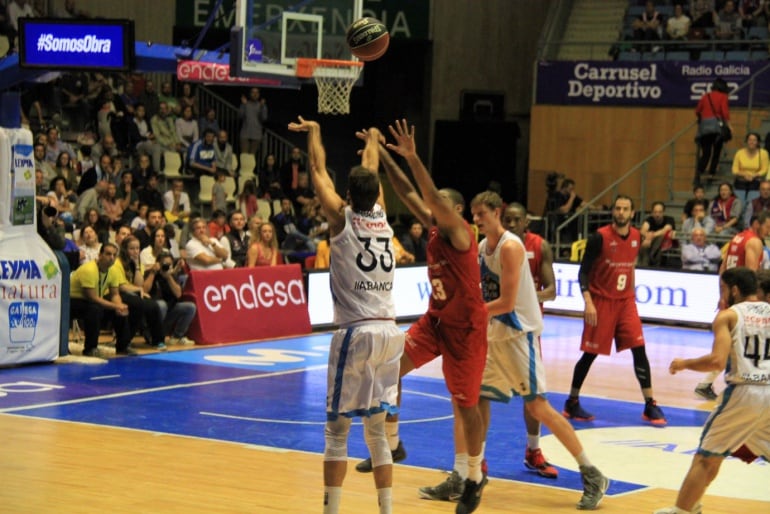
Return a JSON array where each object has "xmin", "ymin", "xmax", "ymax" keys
[
  {"xmin": 480, "ymin": 320, "xmax": 547, "ymax": 403},
  {"xmin": 326, "ymin": 322, "xmax": 405, "ymax": 419},
  {"xmin": 699, "ymin": 384, "xmax": 770, "ymax": 461}
]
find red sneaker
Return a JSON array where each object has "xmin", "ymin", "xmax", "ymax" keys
[{"xmin": 524, "ymin": 447, "xmax": 558, "ymax": 479}]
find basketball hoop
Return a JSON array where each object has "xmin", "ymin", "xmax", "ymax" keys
[{"xmin": 296, "ymin": 58, "xmax": 363, "ymax": 115}]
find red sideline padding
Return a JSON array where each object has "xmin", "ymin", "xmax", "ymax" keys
[{"xmin": 181, "ymin": 265, "xmax": 311, "ymax": 345}]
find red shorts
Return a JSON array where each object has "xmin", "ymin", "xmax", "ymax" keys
[
  {"xmin": 580, "ymin": 295, "xmax": 645, "ymax": 355},
  {"xmin": 405, "ymin": 313, "xmax": 487, "ymax": 408}
]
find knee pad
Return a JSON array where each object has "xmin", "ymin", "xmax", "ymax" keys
[
  {"xmin": 363, "ymin": 413, "xmax": 391, "ymax": 469},
  {"xmin": 324, "ymin": 416, "xmax": 351, "ymax": 462}
]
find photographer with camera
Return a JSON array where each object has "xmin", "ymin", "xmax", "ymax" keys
[
  {"xmin": 143, "ymin": 250, "xmax": 196, "ymax": 346},
  {"xmin": 36, "ymin": 197, "xmax": 67, "ymax": 251}
]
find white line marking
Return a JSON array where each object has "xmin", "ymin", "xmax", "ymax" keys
[{"xmin": 90, "ymin": 375, "xmax": 121, "ymax": 380}]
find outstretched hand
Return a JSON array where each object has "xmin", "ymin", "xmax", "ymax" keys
[
  {"xmin": 386, "ymin": 119, "xmax": 417, "ymax": 157},
  {"xmin": 287, "ymin": 116, "xmax": 318, "ymax": 132}
]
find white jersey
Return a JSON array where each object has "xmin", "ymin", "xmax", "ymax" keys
[
  {"xmin": 727, "ymin": 301, "xmax": 770, "ymax": 385},
  {"xmin": 479, "ymin": 231, "xmax": 543, "ymax": 335},
  {"xmin": 329, "ymin": 204, "xmax": 395, "ymax": 326}
]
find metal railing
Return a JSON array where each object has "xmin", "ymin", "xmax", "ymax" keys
[{"xmin": 551, "ymin": 60, "xmax": 770, "ymax": 253}]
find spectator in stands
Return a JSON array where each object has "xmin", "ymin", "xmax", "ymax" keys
[
  {"xmin": 34, "ymin": 169, "xmax": 47, "ymax": 198},
  {"xmin": 738, "ymin": 0, "xmax": 764, "ymax": 28},
  {"xmin": 48, "ymin": 176, "xmax": 76, "ymax": 227},
  {"xmin": 115, "ymin": 236, "xmax": 166, "ymax": 350},
  {"xmin": 290, "ymin": 171, "xmax": 315, "ymax": 216},
  {"xmin": 709, "ymin": 182, "xmax": 743, "ymax": 236},
  {"xmin": 639, "ymin": 201, "xmax": 676, "ymax": 267},
  {"xmin": 199, "ymin": 106, "xmax": 220, "ymax": 135},
  {"xmin": 139, "ymin": 226, "xmax": 170, "ymax": 269},
  {"xmin": 272, "ymin": 196, "xmax": 315, "ymax": 252},
  {"xmin": 54, "ymin": 151, "xmax": 78, "ymax": 190},
  {"xmin": 681, "ymin": 202, "xmax": 716, "ymax": 235},
  {"xmin": 211, "ymin": 169, "xmax": 228, "ymax": 213},
  {"xmin": 547, "ymin": 177, "xmax": 590, "ymax": 244},
  {"xmin": 69, "ymin": 242, "xmax": 132, "ymax": 357},
  {"xmin": 280, "ymin": 146, "xmax": 305, "ymax": 195},
  {"xmin": 633, "ymin": 1, "xmax": 664, "ymax": 52},
  {"xmin": 400, "ymin": 218, "xmax": 428, "ymax": 263},
  {"xmin": 681, "ymin": 227, "xmax": 722, "ymax": 271},
  {"xmin": 77, "ymin": 145, "xmax": 95, "ymax": 178},
  {"xmin": 188, "ymin": 128, "xmax": 217, "ymax": 177},
  {"xmin": 259, "ymin": 153, "xmax": 283, "ymax": 199},
  {"xmin": 130, "ymin": 104, "xmax": 163, "ymax": 173},
  {"xmin": 130, "ymin": 203, "xmax": 148, "ymax": 232},
  {"xmin": 220, "ymin": 211, "xmax": 250, "ymax": 268},
  {"xmin": 60, "ymin": 72, "xmax": 91, "ymax": 132},
  {"xmin": 143, "ymin": 250, "xmax": 196, "ymax": 346},
  {"xmin": 300, "ymin": 199, "xmax": 329, "ymax": 246},
  {"xmin": 119, "ymin": 81, "xmax": 139, "ymax": 117},
  {"xmin": 185, "ymin": 217, "xmax": 228, "ymax": 270},
  {"xmin": 131, "ymin": 153, "xmax": 154, "ymax": 190},
  {"xmin": 138, "ymin": 173, "xmax": 165, "ymax": 213},
  {"xmin": 140, "ymin": 79, "xmax": 160, "ymax": 121},
  {"xmin": 689, "ymin": 0, "xmax": 716, "ymax": 28},
  {"xmin": 163, "ymin": 179, "xmax": 192, "ymax": 226},
  {"xmin": 666, "ymin": 3, "xmax": 692, "ymax": 42},
  {"xmin": 34, "ymin": 142, "xmax": 56, "ymax": 184},
  {"xmin": 178, "ymin": 83, "xmax": 199, "ymax": 118},
  {"xmin": 732, "ymin": 131, "xmax": 769, "ymax": 224},
  {"xmin": 208, "ymin": 209, "xmax": 229, "ymax": 239},
  {"xmin": 159, "ymin": 81, "xmax": 180, "ymax": 115},
  {"xmin": 214, "ymin": 129, "xmax": 234, "ymax": 176},
  {"xmin": 392, "ymin": 234, "xmax": 415, "ymax": 265},
  {"xmin": 134, "ymin": 207, "xmax": 165, "ymax": 250},
  {"xmin": 117, "ymin": 170, "xmax": 139, "ymax": 220},
  {"xmin": 681, "ymin": 185, "xmax": 710, "ymax": 223},
  {"xmin": 745, "ymin": 179, "xmax": 770, "ymax": 224},
  {"xmin": 114, "ymin": 224, "xmax": 133, "ymax": 248},
  {"xmin": 239, "ymin": 87, "xmax": 268, "ymax": 162},
  {"xmin": 55, "ymin": 0, "xmax": 92, "ymax": 19},
  {"xmin": 314, "ymin": 233, "xmax": 330, "ymax": 269},
  {"xmin": 714, "ymin": 0, "xmax": 743, "ymax": 40},
  {"xmin": 238, "ymin": 178, "xmax": 259, "ymax": 219},
  {"xmin": 45, "ymin": 126, "xmax": 75, "ymax": 164},
  {"xmin": 151, "ymin": 101, "xmax": 183, "ymax": 162},
  {"xmin": 100, "ymin": 182, "xmax": 124, "ymax": 229},
  {"xmin": 175, "ymin": 105, "xmax": 199, "ymax": 156},
  {"xmin": 80, "ymin": 154, "xmax": 118, "ymax": 193},
  {"xmin": 695, "ymin": 77, "xmax": 731, "ymax": 187},
  {"xmin": 247, "ymin": 221, "xmax": 284, "ymax": 267},
  {"xmin": 36, "ymin": 199, "xmax": 66, "ymax": 251},
  {"xmin": 91, "ymin": 134, "xmax": 119, "ymax": 162},
  {"xmin": 75, "ymin": 182, "xmax": 106, "ymax": 227},
  {"xmin": 77, "ymin": 225, "xmax": 101, "ymax": 264}
]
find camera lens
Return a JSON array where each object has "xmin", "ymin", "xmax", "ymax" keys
[
  {"xmin": 161, "ymin": 263, "xmax": 171, "ymax": 271},
  {"xmin": 43, "ymin": 205, "xmax": 58, "ymax": 217}
]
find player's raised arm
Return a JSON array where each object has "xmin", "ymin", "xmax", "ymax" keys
[
  {"xmin": 288, "ymin": 116, "xmax": 345, "ymax": 230},
  {"xmin": 386, "ymin": 119, "xmax": 469, "ymax": 250},
  {"xmin": 373, "ymin": 136, "xmax": 432, "ymax": 228}
]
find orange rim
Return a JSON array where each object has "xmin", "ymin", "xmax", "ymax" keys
[{"xmin": 296, "ymin": 57, "xmax": 363, "ymax": 78}]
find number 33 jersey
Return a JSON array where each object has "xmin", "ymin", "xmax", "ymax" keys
[
  {"xmin": 728, "ymin": 301, "xmax": 770, "ymax": 385},
  {"xmin": 330, "ymin": 205, "xmax": 396, "ymax": 325}
]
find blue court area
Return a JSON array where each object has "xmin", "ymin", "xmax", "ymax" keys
[{"xmin": 0, "ymin": 319, "xmax": 722, "ymax": 498}]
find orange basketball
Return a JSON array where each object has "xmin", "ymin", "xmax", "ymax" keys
[{"xmin": 346, "ymin": 17, "xmax": 389, "ymax": 62}]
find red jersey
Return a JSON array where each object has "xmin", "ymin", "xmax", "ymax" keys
[
  {"xmin": 724, "ymin": 229, "xmax": 761, "ymax": 270},
  {"xmin": 523, "ymin": 231, "xmax": 544, "ymax": 292},
  {"xmin": 588, "ymin": 224, "xmax": 640, "ymax": 300},
  {"xmin": 425, "ymin": 223, "xmax": 486, "ymax": 327}
]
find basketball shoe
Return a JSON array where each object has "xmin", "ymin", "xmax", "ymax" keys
[
  {"xmin": 418, "ymin": 470, "xmax": 465, "ymax": 501},
  {"xmin": 563, "ymin": 398, "xmax": 595, "ymax": 421},
  {"xmin": 653, "ymin": 503, "xmax": 703, "ymax": 514},
  {"xmin": 524, "ymin": 447, "xmax": 558, "ymax": 478},
  {"xmin": 355, "ymin": 440, "xmax": 406, "ymax": 473},
  {"xmin": 643, "ymin": 399, "xmax": 667, "ymax": 426},
  {"xmin": 694, "ymin": 384, "xmax": 718, "ymax": 401},
  {"xmin": 577, "ymin": 465, "xmax": 609, "ymax": 510},
  {"xmin": 455, "ymin": 476, "xmax": 487, "ymax": 514}
]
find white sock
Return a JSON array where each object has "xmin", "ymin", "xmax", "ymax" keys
[
  {"xmin": 527, "ymin": 433, "xmax": 540, "ymax": 450},
  {"xmin": 386, "ymin": 421, "xmax": 399, "ymax": 451},
  {"xmin": 454, "ymin": 452, "xmax": 469, "ymax": 480},
  {"xmin": 377, "ymin": 487, "xmax": 392, "ymax": 514},
  {"xmin": 576, "ymin": 451, "xmax": 592, "ymax": 468},
  {"xmin": 468, "ymin": 453, "xmax": 483, "ymax": 483},
  {"xmin": 323, "ymin": 486, "xmax": 342, "ymax": 514}
]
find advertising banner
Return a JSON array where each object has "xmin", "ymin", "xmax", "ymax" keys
[
  {"xmin": 307, "ymin": 262, "xmax": 719, "ymax": 327},
  {"xmin": 182, "ymin": 264, "xmax": 311, "ymax": 344},
  {"xmin": 536, "ymin": 60, "xmax": 770, "ymax": 107},
  {"xmin": 0, "ymin": 127, "xmax": 60, "ymax": 366},
  {"xmin": 176, "ymin": 60, "xmax": 282, "ymax": 87}
]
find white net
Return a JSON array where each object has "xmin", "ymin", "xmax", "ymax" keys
[{"xmin": 311, "ymin": 63, "xmax": 362, "ymax": 115}]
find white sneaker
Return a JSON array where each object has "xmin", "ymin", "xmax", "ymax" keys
[
  {"xmin": 654, "ymin": 504, "xmax": 702, "ymax": 514},
  {"xmin": 177, "ymin": 336, "xmax": 195, "ymax": 345}
]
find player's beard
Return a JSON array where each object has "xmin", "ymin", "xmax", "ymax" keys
[{"xmin": 613, "ymin": 215, "xmax": 630, "ymax": 227}]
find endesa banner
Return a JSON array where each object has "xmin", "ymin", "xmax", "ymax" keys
[
  {"xmin": 536, "ymin": 60, "xmax": 770, "ymax": 107},
  {"xmin": 176, "ymin": 60, "xmax": 282, "ymax": 87},
  {"xmin": 307, "ymin": 262, "xmax": 719, "ymax": 327},
  {"xmin": 182, "ymin": 265, "xmax": 311, "ymax": 344}
]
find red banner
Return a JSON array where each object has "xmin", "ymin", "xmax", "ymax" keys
[
  {"xmin": 176, "ymin": 60, "xmax": 282, "ymax": 87},
  {"xmin": 181, "ymin": 265, "xmax": 311, "ymax": 345}
]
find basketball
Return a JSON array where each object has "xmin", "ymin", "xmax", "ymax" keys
[{"xmin": 346, "ymin": 17, "xmax": 389, "ymax": 62}]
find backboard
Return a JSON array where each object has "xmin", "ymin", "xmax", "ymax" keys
[{"xmin": 230, "ymin": 0, "xmax": 363, "ymax": 87}]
